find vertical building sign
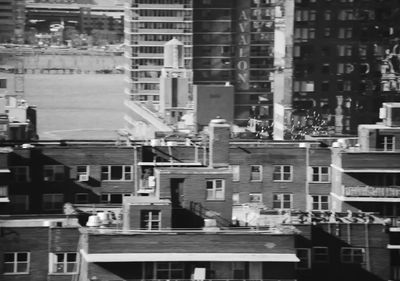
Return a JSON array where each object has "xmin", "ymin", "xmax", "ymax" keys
[{"xmin": 236, "ymin": 2, "xmax": 251, "ymax": 90}]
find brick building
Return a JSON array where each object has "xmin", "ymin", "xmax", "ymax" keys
[{"xmin": 1, "ymin": 112, "xmax": 400, "ymax": 279}]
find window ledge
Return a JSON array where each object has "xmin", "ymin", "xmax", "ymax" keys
[
  {"xmin": 101, "ymin": 180, "xmax": 133, "ymax": 182},
  {"xmin": 49, "ymin": 272, "xmax": 78, "ymax": 275}
]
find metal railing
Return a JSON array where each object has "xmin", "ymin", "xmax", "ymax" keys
[
  {"xmin": 344, "ymin": 185, "xmax": 400, "ymax": 198},
  {"xmin": 189, "ymin": 201, "xmax": 232, "ymax": 227}
]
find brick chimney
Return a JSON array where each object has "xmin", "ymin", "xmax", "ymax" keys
[{"xmin": 209, "ymin": 118, "xmax": 230, "ymax": 168}]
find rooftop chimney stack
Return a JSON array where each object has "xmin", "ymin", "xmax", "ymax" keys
[{"xmin": 209, "ymin": 118, "xmax": 230, "ymax": 168}]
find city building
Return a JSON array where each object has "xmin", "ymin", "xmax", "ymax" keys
[
  {"xmin": 278, "ymin": 0, "xmax": 400, "ymax": 136},
  {"xmin": 0, "ymin": 77, "xmax": 37, "ymax": 141},
  {"xmin": 124, "ymin": 0, "xmax": 280, "ymax": 136},
  {"xmin": 25, "ymin": 0, "xmax": 124, "ymax": 43},
  {"xmin": 0, "ymin": 0, "xmax": 25, "ymax": 44},
  {"xmin": 331, "ymin": 102, "xmax": 400, "ymax": 218},
  {"xmin": 1, "ymin": 111, "xmax": 400, "ymax": 279}
]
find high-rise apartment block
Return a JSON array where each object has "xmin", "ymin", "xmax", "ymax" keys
[
  {"xmin": 124, "ymin": 0, "xmax": 278, "ymax": 135},
  {"xmin": 283, "ymin": 0, "xmax": 400, "ymax": 134},
  {"xmin": 125, "ymin": 0, "xmax": 400, "ymax": 138},
  {"xmin": 124, "ymin": 0, "xmax": 193, "ymax": 103}
]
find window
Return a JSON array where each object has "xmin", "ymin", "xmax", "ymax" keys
[
  {"xmin": 312, "ymin": 195, "xmax": 329, "ymax": 211},
  {"xmin": 42, "ymin": 194, "xmax": 64, "ymax": 210},
  {"xmin": 231, "ymin": 165, "xmax": 240, "ymax": 182},
  {"xmin": 324, "ymin": 10, "xmax": 331, "ymax": 20},
  {"xmin": 74, "ymin": 193, "xmax": 88, "ymax": 204},
  {"xmin": 323, "ymin": 28, "xmax": 331, "ymax": 37},
  {"xmin": 294, "ymin": 28, "xmax": 316, "ymax": 41},
  {"xmin": 232, "ymin": 262, "xmax": 246, "ymax": 279},
  {"xmin": 294, "ymin": 81, "xmax": 315, "ymax": 92},
  {"xmin": 50, "ymin": 253, "xmax": 78, "ymax": 274},
  {"xmin": 101, "ymin": 193, "xmax": 132, "ymax": 204},
  {"xmin": 273, "ymin": 194, "xmax": 293, "ymax": 209},
  {"xmin": 378, "ymin": 135, "xmax": 395, "ymax": 151},
  {"xmin": 359, "ymin": 45, "xmax": 367, "ymax": 57},
  {"xmin": 44, "ymin": 165, "xmax": 66, "ymax": 181},
  {"xmin": 156, "ymin": 262, "xmax": 184, "ymax": 279},
  {"xmin": 141, "ymin": 210, "xmax": 161, "ymax": 230},
  {"xmin": 338, "ymin": 27, "xmax": 353, "ymax": 39},
  {"xmin": 206, "ymin": 179, "xmax": 225, "ymax": 200},
  {"xmin": 321, "ymin": 64, "xmax": 330, "ymax": 74},
  {"xmin": 313, "ymin": 247, "xmax": 329, "ymax": 263},
  {"xmin": 250, "ymin": 165, "xmax": 262, "ymax": 181},
  {"xmin": 321, "ymin": 81, "xmax": 330, "ymax": 91},
  {"xmin": 273, "ymin": 165, "xmax": 293, "ymax": 182},
  {"xmin": 343, "ymin": 80, "xmax": 352, "ymax": 91},
  {"xmin": 76, "ymin": 165, "xmax": 89, "ymax": 180},
  {"xmin": 10, "ymin": 166, "xmax": 30, "ymax": 182},
  {"xmin": 249, "ymin": 193, "xmax": 262, "ymax": 203},
  {"xmin": 338, "ymin": 45, "xmax": 352, "ymax": 56},
  {"xmin": 101, "ymin": 165, "xmax": 133, "ymax": 181},
  {"xmin": 295, "ymin": 10, "xmax": 316, "ymax": 21},
  {"xmin": 9, "ymin": 195, "xmax": 29, "ymax": 212},
  {"xmin": 341, "ymin": 248, "xmax": 365, "ymax": 264},
  {"xmin": 311, "ymin": 166, "xmax": 330, "ymax": 182},
  {"xmin": 296, "ymin": 248, "xmax": 311, "ymax": 269},
  {"xmin": 3, "ymin": 252, "xmax": 30, "ymax": 274}
]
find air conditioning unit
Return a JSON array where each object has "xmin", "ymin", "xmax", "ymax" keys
[{"xmin": 78, "ymin": 174, "xmax": 89, "ymax": 182}]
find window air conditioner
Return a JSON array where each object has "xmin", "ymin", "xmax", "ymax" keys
[{"xmin": 78, "ymin": 174, "xmax": 89, "ymax": 182}]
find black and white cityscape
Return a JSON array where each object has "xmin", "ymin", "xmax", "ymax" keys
[{"xmin": 0, "ymin": 0, "xmax": 400, "ymax": 281}]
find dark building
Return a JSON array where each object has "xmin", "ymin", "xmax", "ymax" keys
[{"xmin": 286, "ymin": 0, "xmax": 400, "ymax": 134}]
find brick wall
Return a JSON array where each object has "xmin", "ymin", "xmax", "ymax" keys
[
  {"xmin": 230, "ymin": 146, "xmax": 308, "ymax": 210},
  {"xmin": 86, "ymin": 232, "xmax": 296, "ymax": 254},
  {"xmin": 157, "ymin": 168, "xmax": 233, "ymax": 222},
  {"xmin": 126, "ymin": 203, "xmax": 172, "ymax": 229},
  {"xmin": 0, "ymin": 226, "xmax": 80, "ymax": 281},
  {"xmin": 6, "ymin": 146, "xmax": 138, "ymax": 213},
  {"xmin": 295, "ymin": 223, "xmax": 390, "ymax": 281}
]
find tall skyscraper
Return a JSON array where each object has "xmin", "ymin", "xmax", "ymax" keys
[
  {"xmin": 124, "ymin": 0, "xmax": 279, "ymax": 136},
  {"xmin": 124, "ymin": 0, "xmax": 193, "ymax": 134},
  {"xmin": 282, "ymin": 0, "xmax": 400, "ymax": 135}
]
